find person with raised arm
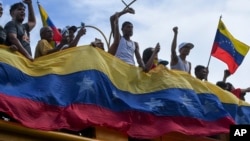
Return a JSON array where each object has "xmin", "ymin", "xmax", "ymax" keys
[
  {"xmin": 4, "ymin": 0, "xmax": 36, "ymax": 60},
  {"xmin": 170, "ymin": 26, "xmax": 194, "ymax": 74},
  {"xmin": 142, "ymin": 43, "xmax": 161, "ymax": 72},
  {"xmin": 222, "ymin": 69, "xmax": 250, "ymax": 101},
  {"xmin": 108, "ymin": 8, "xmax": 145, "ymax": 69}
]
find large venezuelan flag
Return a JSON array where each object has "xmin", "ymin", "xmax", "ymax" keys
[
  {"xmin": 211, "ymin": 19, "xmax": 250, "ymax": 74},
  {"xmin": 38, "ymin": 4, "xmax": 62, "ymax": 43},
  {"xmin": 0, "ymin": 45, "xmax": 250, "ymax": 139}
]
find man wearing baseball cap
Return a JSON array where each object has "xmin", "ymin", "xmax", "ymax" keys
[
  {"xmin": 67, "ymin": 25, "xmax": 77, "ymax": 43},
  {"xmin": 170, "ymin": 26, "xmax": 194, "ymax": 74}
]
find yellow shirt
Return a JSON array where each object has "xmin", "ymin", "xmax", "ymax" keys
[{"xmin": 34, "ymin": 39, "xmax": 53, "ymax": 58}]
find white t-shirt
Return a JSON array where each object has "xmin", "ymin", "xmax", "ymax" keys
[
  {"xmin": 171, "ymin": 56, "xmax": 190, "ymax": 73},
  {"xmin": 115, "ymin": 37, "xmax": 135, "ymax": 65}
]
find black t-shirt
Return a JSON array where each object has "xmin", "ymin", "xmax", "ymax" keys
[
  {"xmin": 4, "ymin": 21, "xmax": 32, "ymax": 55},
  {"xmin": 0, "ymin": 25, "xmax": 6, "ymax": 44}
]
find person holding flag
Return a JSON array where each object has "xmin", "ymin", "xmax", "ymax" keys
[
  {"xmin": 208, "ymin": 17, "xmax": 250, "ymax": 100},
  {"xmin": 221, "ymin": 69, "xmax": 250, "ymax": 101}
]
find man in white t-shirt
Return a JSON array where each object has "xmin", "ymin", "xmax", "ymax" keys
[
  {"xmin": 170, "ymin": 26, "xmax": 194, "ymax": 74},
  {"xmin": 108, "ymin": 8, "xmax": 144, "ymax": 69}
]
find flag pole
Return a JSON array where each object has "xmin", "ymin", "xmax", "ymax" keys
[
  {"xmin": 206, "ymin": 54, "xmax": 212, "ymax": 68},
  {"xmin": 207, "ymin": 15, "xmax": 222, "ymax": 68},
  {"xmin": 84, "ymin": 25, "xmax": 109, "ymax": 50}
]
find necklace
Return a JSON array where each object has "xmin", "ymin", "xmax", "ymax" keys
[{"xmin": 126, "ymin": 40, "xmax": 133, "ymax": 50}]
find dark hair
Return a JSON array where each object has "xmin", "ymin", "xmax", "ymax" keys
[
  {"xmin": 226, "ymin": 82, "xmax": 233, "ymax": 91},
  {"xmin": 194, "ymin": 65, "xmax": 205, "ymax": 76},
  {"xmin": 142, "ymin": 47, "xmax": 154, "ymax": 64},
  {"xmin": 10, "ymin": 2, "xmax": 25, "ymax": 14},
  {"xmin": 216, "ymin": 81, "xmax": 227, "ymax": 90},
  {"xmin": 121, "ymin": 21, "xmax": 132, "ymax": 30},
  {"xmin": 68, "ymin": 26, "xmax": 77, "ymax": 33},
  {"xmin": 40, "ymin": 26, "xmax": 50, "ymax": 37}
]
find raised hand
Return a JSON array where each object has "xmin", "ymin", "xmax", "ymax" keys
[
  {"xmin": 124, "ymin": 7, "xmax": 135, "ymax": 14},
  {"xmin": 114, "ymin": 12, "xmax": 119, "ymax": 23},
  {"xmin": 154, "ymin": 43, "xmax": 160, "ymax": 53},
  {"xmin": 224, "ymin": 69, "xmax": 231, "ymax": 78},
  {"xmin": 22, "ymin": 0, "xmax": 32, "ymax": 4},
  {"xmin": 78, "ymin": 27, "xmax": 86, "ymax": 37},
  {"xmin": 173, "ymin": 26, "xmax": 178, "ymax": 34}
]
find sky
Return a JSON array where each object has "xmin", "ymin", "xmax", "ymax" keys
[{"xmin": 1, "ymin": 0, "xmax": 250, "ymax": 102}]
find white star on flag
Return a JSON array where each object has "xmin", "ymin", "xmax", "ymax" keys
[
  {"xmin": 181, "ymin": 93, "xmax": 194, "ymax": 107},
  {"xmin": 77, "ymin": 75, "xmax": 95, "ymax": 94},
  {"xmin": 203, "ymin": 100, "xmax": 219, "ymax": 114},
  {"xmin": 144, "ymin": 98, "xmax": 164, "ymax": 110},
  {"xmin": 237, "ymin": 114, "xmax": 248, "ymax": 124}
]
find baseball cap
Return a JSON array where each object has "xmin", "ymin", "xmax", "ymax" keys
[
  {"xmin": 158, "ymin": 59, "xmax": 169, "ymax": 66},
  {"xmin": 67, "ymin": 26, "xmax": 77, "ymax": 33},
  {"xmin": 178, "ymin": 42, "xmax": 194, "ymax": 50}
]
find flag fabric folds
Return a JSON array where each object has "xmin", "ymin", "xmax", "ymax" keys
[
  {"xmin": 211, "ymin": 19, "xmax": 250, "ymax": 74},
  {"xmin": 1, "ymin": 45, "xmax": 250, "ymax": 139},
  {"xmin": 38, "ymin": 4, "xmax": 62, "ymax": 44}
]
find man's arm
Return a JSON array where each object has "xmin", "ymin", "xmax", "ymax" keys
[
  {"xmin": 56, "ymin": 33, "xmax": 68, "ymax": 49},
  {"xmin": 144, "ymin": 43, "xmax": 160, "ymax": 72},
  {"xmin": 188, "ymin": 62, "xmax": 191, "ymax": 74},
  {"xmin": 108, "ymin": 13, "xmax": 120, "ymax": 55},
  {"xmin": 240, "ymin": 87, "xmax": 250, "ymax": 93},
  {"xmin": 222, "ymin": 69, "xmax": 230, "ymax": 82},
  {"xmin": 8, "ymin": 33, "xmax": 33, "ymax": 60},
  {"xmin": 170, "ymin": 26, "xmax": 178, "ymax": 66},
  {"xmin": 108, "ymin": 8, "xmax": 135, "ymax": 55},
  {"xmin": 36, "ymin": 40, "xmax": 61, "ymax": 57},
  {"xmin": 45, "ymin": 45, "xmax": 61, "ymax": 55},
  {"xmin": 68, "ymin": 27, "xmax": 86, "ymax": 47},
  {"xmin": 134, "ymin": 42, "xmax": 145, "ymax": 70},
  {"xmin": 23, "ymin": 0, "xmax": 36, "ymax": 31},
  {"xmin": 110, "ymin": 8, "xmax": 134, "ymax": 37}
]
